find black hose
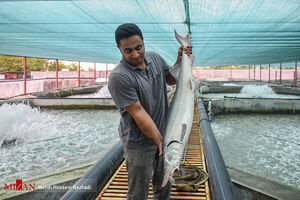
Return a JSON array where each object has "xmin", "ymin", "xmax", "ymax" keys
[
  {"xmin": 195, "ymin": 89, "xmax": 237, "ymax": 200},
  {"xmin": 60, "ymin": 142, "xmax": 124, "ymax": 200}
]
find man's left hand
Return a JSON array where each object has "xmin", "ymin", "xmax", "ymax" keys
[{"xmin": 178, "ymin": 45, "xmax": 193, "ymax": 60}]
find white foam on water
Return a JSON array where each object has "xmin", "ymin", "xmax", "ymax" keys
[
  {"xmin": 222, "ymin": 83, "xmax": 242, "ymax": 86},
  {"xmin": 0, "ymin": 104, "xmax": 120, "ymax": 183},
  {"xmin": 202, "ymin": 84, "xmax": 300, "ymax": 99},
  {"xmin": 239, "ymin": 85, "xmax": 277, "ymax": 98},
  {"xmin": 93, "ymin": 84, "xmax": 111, "ymax": 98},
  {"xmin": 95, "ymin": 78, "xmax": 108, "ymax": 83},
  {"xmin": 205, "ymin": 78, "xmax": 229, "ymax": 81},
  {"xmin": 0, "ymin": 103, "xmax": 57, "ymax": 145}
]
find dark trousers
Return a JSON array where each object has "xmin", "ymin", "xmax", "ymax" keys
[{"xmin": 125, "ymin": 146, "xmax": 172, "ymax": 200}]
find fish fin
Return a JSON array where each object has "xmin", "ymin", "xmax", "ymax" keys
[
  {"xmin": 181, "ymin": 123, "xmax": 187, "ymax": 141},
  {"xmin": 174, "ymin": 29, "xmax": 190, "ymax": 46},
  {"xmin": 190, "ymin": 54, "xmax": 195, "ymax": 65},
  {"xmin": 192, "ymin": 78, "xmax": 200, "ymax": 92}
]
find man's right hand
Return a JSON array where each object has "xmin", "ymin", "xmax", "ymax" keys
[
  {"xmin": 153, "ymin": 133, "xmax": 163, "ymax": 156},
  {"xmin": 124, "ymin": 101, "xmax": 164, "ymax": 156}
]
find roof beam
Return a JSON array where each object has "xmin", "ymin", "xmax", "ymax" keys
[{"xmin": 183, "ymin": 0, "xmax": 191, "ymax": 34}]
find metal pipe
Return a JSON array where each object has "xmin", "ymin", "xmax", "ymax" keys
[
  {"xmin": 268, "ymin": 64, "xmax": 271, "ymax": 83},
  {"xmin": 253, "ymin": 64, "xmax": 256, "ymax": 80},
  {"xmin": 248, "ymin": 65, "xmax": 250, "ymax": 80},
  {"xmin": 94, "ymin": 62, "xmax": 96, "ymax": 82},
  {"xmin": 56, "ymin": 59, "xmax": 58, "ymax": 89},
  {"xmin": 294, "ymin": 61, "xmax": 298, "ymax": 87},
  {"xmin": 183, "ymin": 138, "xmax": 189, "ymax": 163},
  {"xmin": 106, "ymin": 63, "xmax": 108, "ymax": 82},
  {"xmin": 23, "ymin": 57, "xmax": 27, "ymax": 94},
  {"xmin": 280, "ymin": 62, "xmax": 282, "ymax": 85},
  {"xmin": 195, "ymin": 89, "xmax": 237, "ymax": 200},
  {"xmin": 260, "ymin": 64, "xmax": 262, "ymax": 81},
  {"xmin": 78, "ymin": 61, "xmax": 81, "ymax": 87}
]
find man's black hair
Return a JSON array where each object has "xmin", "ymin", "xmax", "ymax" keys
[{"xmin": 115, "ymin": 23, "xmax": 143, "ymax": 47}]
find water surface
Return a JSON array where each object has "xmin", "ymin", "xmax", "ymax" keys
[
  {"xmin": 211, "ymin": 113, "xmax": 300, "ymax": 188},
  {"xmin": 0, "ymin": 103, "xmax": 120, "ymax": 183}
]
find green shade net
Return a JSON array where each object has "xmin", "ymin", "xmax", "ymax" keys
[{"xmin": 0, "ymin": 0, "xmax": 299, "ymax": 67}]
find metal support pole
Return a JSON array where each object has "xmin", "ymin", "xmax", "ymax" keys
[
  {"xmin": 106, "ymin": 63, "xmax": 108, "ymax": 82},
  {"xmin": 254, "ymin": 64, "xmax": 256, "ymax": 80},
  {"xmin": 260, "ymin": 64, "xmax": 262, "ymax": 81},
  {"xmin": 56, "ymin": 59, "xmax": 58, "ymax": 89},
  {"xmin": 248, "ymin": 65, "xmax": 250, "ymax": 80},
  {"xmin": 78, "ymin": 61, "xmax": 81, "ymax": 87},
  {"xmin": 183, "ymin": 139, "xmax": 189, "ymax": 164},
  {"xmin": 268, "ymin": 64, "xmax": 271, "ymax": 83},
  {"xmin": 24, "ymin": 57, "xmax": 27, "ymax": 94},
  {"xmin": 94, "ymin": 62, "xmax": 96, "ymax": 82},
  {"xmin": 293, "ymin": 60, "xmax": 298, "ymax": 87},
  {"xmin": 280, "ymin": 62, "xmax": 282, "ymax": 85}
]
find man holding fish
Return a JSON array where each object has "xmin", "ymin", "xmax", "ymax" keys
[{"xmin": 108, "ymin": 23, "xmax": 192, "ymax": 200}]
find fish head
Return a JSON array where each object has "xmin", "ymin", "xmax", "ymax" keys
[{"xmin": 162, "ymin": 142, "xmax": 182, "ymax": 187}]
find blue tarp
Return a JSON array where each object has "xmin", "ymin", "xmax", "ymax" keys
[{"xmin": 0, "ymin": 0, "xmax": 299, "ymax": 67}]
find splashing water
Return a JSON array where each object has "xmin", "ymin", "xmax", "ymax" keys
[
  {"xmin": 0, "ymin": 103, "xmax": 120, "ymax": 183},
  {"xmin": 239, "ymin": 85, "xmax": 276, "ymax": 98},
  {"xmin": 68, "ymin": 84, "xmax": 111, "ymax": 98},
  {"xmin": 203, "ymin": 84, "xmax": 299, "ymax": 99},
  {"xmin": 0, "ymin": 103, "xmax": 57, "ymax": 146},
  {"xmin": 222, "ymin": 83, "xmax": 242, "ymax": 86},
  {"xmin": 93, "ymin": 84, "xmax": 111, "ymax": 98}
]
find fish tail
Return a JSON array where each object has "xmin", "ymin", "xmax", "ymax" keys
[{"xmin": 174, "ymin": 29, "xmax": 190, "ymax": 47}]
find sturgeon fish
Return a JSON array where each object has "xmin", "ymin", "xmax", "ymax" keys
[{"xmin": 162, "ymin": 31, "xmax": 195, "ymax": 187}]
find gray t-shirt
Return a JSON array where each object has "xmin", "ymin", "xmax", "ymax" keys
[{"xmin": 108, "ymin": 51, "xmax": 170, "ymax": 149}]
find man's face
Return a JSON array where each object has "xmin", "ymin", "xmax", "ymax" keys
[{"xmin": 118, "ymin": 35, "xmax": 145, "ymax": 67}]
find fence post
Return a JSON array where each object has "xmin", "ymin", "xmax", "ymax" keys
[
  {"xmin": 248, "ymin": 65, "xmax": 250, "ymax": 80},
  {"xmin": 254, "ymin": 64, "xmax": 256, "ymax": 80},
  {"xmin": 94, "ymin": 62, "xmax": 96, "ymax": 82},
  {"xmin": 78, "ymin": 61, "xmax": 81, "ymax": 87},
  {"xmin": 106, "ymin": 63, "xmax": 108, "ymax": 82},
  {"xmin": 268, "ymin": 63, "xmax": 271, "ymax": 83},
  {"xmin": 56, "ymin": 59, "xmax": 59, "ymax": 89},
  {"xmin": 24, "ymin": 57, "xmax": 27, "ymax": 94},
  {"xmin": 293, "ymin": 60, "xmax": 298, "ymax": 87},
  {"xmin": 280, "ymin": 62, "xmax": 282, "ymax": 85},
  {"xmin": 260, "ymin": 64, "xmax": 262, "ymax": 81}
]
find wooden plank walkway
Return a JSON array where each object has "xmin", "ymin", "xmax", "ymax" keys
[{"xmin": 96, "ymin": 104, "xmax": 210, "ymax": 200}]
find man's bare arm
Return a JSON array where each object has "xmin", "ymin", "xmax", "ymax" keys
[
  {"xmin": 124, "ymin": 101, "xmax": 163, "ymax": 156},
  {"xmin": 166, "ymin": 73, "xmax": 176, "ymax": 85}
]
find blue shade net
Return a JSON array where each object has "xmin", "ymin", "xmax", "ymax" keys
[{"xmin": 0, "ymin": 0, "xmax": 299, "ymax": 67}]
